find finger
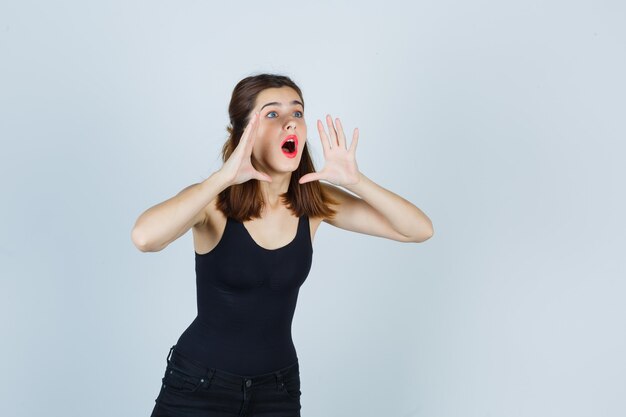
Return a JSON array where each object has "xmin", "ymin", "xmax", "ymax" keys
[
  {"xmin": 299, "ymin": 172, "xmax": 324, "ymax": 184},
  {"xmin": 243, "ymin": 112, "xmax": 259, "ymax": 152},
  {"xmin": 335, "ymin": 117, "xmax": 347, "ymax": 149},
  {"xmin": 326, "ymin": 114, "xmax": 339, "ymax": 147},
  {"xmin": 254, "ymin": 170, "xmax": 273, "ymax": 183},
  {"xmin": 317, "ymin": 119, "xmax": 332, "ymax": 153},
  {"xmin": 348, "ymin": 127, "xmax": 359, "ymax": 154},
  {"xmin": 237, "ymin": 113, "xmax": 255, "ymax": 146}
]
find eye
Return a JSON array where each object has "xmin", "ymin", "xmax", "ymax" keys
[
  {"xmin": 294, "ymin": 110, "xmax": 303, "ymax": 118},
  {"xmin": 266, "ymin": 111, "xmax": 278, "ymax": 118}
]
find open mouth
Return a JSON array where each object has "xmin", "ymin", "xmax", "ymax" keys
[{"xmin": 280, "ymin": 135, "xmax": 298, "ymax": 158}]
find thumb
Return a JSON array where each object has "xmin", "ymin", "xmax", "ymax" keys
[
  {"xmin": 299, "ymin": 172, "xmax": 323, "ymax": 184},
  {"xmin": 254, "ymin": 171, "xmax": 273, "ymax": 183}
]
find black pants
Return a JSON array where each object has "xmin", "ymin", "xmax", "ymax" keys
[{"xmin": 150, "ymin": 345, "xmax": 302, "ymax": 417}]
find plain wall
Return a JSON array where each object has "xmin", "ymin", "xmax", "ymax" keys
[{"xmin": 1, "ymin": 1, "xmax": 625, "ymax": 416}]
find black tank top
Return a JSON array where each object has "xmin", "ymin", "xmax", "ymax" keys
[{"xmin": 173, "ymin": 214, "xmax": 313, "ymax": 375}]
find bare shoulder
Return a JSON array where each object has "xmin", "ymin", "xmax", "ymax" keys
[
  {"xmin": 192, "ymin": 196, "xmax": 227, "ymax": 254},
  {"xmin": 308, "ymin": 214, "xmax": 324, "ymax": 244},
  {"xmin": 304, "ymin": 183, "xmax": 346, "ymax": 242},
  {"xmin": 318, "ymin": 182, "xmax": 358, "ymax": 223}
]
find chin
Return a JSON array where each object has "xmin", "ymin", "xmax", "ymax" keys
[{"xmin": 278, "ymin": 155, "xmax": 302, "ymax": 169}]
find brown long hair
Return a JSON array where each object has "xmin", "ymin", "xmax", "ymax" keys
[{"xmin": 216, "ymin": 73, "xmax": 337, "ymax": 221}]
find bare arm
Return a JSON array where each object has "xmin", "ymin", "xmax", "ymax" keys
[
  {"xmin": 300, "ymin": 115, "xmax": 433, "ymax": 243},
  {"xmin": 130, "ymin": 172, "xmax": 231, "ymax": 252},
  {"xmin": 131, "ymin": 111, "xmax": 270, "ymax": 252},
  {"xmin": 323, "ymin": 176, "xmax": 433, "ymax": 243}
]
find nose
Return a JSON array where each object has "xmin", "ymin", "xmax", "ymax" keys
[{"xmin": 284, "ymin": 118, "xmax": 297, "ymax": 131}]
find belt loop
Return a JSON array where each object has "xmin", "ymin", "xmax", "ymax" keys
[
  {"xmin": 274, "ymin": 371, "xmax": 283, "ymax": 390},
  {"xmin": 206, "ymin": 368, "xmax": 216, "ymax": 387},
  {"xmin": 166, "ymin": 345, "xmax": 175, "ymax": 365}
]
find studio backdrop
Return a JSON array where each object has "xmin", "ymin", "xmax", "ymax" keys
[{"xmin": 1, "ymin": 1, "xmax": 625, "ymax": 416}]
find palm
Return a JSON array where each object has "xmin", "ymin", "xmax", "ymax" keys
[
  {"xmin": 299, "ymin": 115, "xmax": 360, "ymax": 186},
  {"xmin": 221, "ymin": 112, "xmax": 272, "ymax": 185}
]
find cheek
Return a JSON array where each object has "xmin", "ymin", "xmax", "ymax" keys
[{"xmin": 253, "ymin": 127, "xmax": 272, "ymax": 150}]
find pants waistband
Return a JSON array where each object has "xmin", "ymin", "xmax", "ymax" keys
[{"xmin": 166, "ymin": 345, "xmax": 299, "ymax": 390}]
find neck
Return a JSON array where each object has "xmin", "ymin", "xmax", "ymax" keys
[{"xmin": 259, "ymin": 173, "xmax": 292, "ymax": 209}]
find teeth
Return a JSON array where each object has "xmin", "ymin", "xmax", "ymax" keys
[{"xmin": 282, "ymin": 138, "xmax": 296, "ymax": 154}]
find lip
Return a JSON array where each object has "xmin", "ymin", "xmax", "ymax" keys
[{"xmin": 280, "ymin": 134, "xmax": 298, "ymax": 158}]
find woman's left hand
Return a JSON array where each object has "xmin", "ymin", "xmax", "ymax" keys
[{"xmin": 299, "ymin": 115, "xmax": 361, "ymax": 186}]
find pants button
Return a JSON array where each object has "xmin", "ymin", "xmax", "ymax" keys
[{"xmin": 245, "ymin": 379, "xmax": 252, "ymax": 387}]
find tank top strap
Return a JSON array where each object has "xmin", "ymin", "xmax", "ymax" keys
[
  {"xmin": 298, "ymin": 214, "xmax": 308, "ymax": 234},
  {"xmin": 297, "ymin": 214, "xmax": 311, "ymax": 249}
]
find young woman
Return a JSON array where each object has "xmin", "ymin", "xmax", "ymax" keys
[{"xmin": 131, "ymin": 73, "xmax": 433, "ymax": 417}]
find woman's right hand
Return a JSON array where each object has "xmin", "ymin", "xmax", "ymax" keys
[{"xmin": 218, "ymin": 112, "xmax": 273, "ymax": 186}]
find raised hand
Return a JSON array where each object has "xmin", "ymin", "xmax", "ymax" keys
[
  {"xmin": 219, "ymin": 112, "xmax": 273, "ymax": 185},
  {"xmin": 299, "ymin": 115, "xmax": 360, "ymax": 186}
]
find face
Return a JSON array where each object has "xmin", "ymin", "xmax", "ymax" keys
[{"xmin": 250, "ymin": 87, "xmax": 307, "ymax": 175}]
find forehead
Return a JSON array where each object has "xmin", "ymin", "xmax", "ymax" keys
[{"xmin": 254, "ymin": 87, "xmax": 302, "ymax": 108}]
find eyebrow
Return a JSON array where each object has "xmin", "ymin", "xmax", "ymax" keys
[{"xmin": 260, "ymin": 100, "xmax": 304, "ymax": 111}]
